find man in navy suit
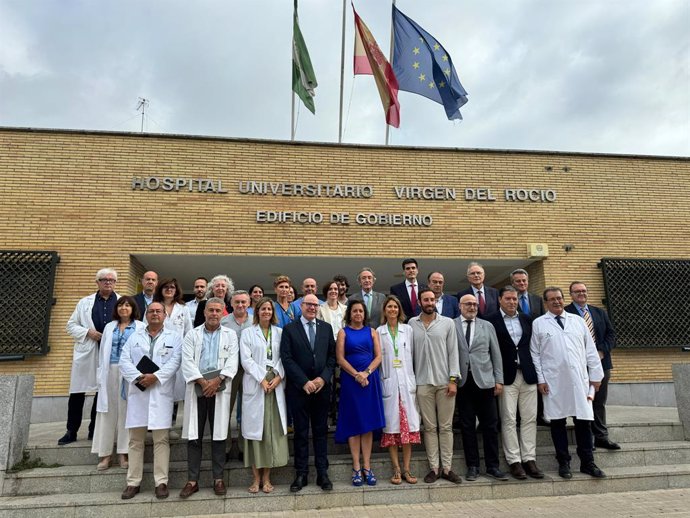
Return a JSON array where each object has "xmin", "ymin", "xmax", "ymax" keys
[
  {"xmin": 511, "ymin": 269, "xmax": 545, "ymax": 318},
  {"xmin": 565, "ymin": 282, "xmax": 619, "ymax": 450},
  {"xmin": 485, "ymin": 286, "xmax": 544, "ymax": 480},
  {"xmin": 456, "ymin": 262, "xmax": 498, "ymax": 317},
  {"xmin": 428, "ymin": 271, "xmax": 460, "ymax": 319},
  {"xmin": 280, "ymin": 294, "xmax": 337, "ymax": 492},
  {"xmin": 133, "ymin": 271, "xmax": 158, "ymax": 320},
  {"xmin": 390, "ymin": 258, "xmax": 427, "ymax": 322}
]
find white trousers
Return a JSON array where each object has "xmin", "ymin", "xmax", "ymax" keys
[
  {"xmin": 499, "ymin": 370, "xmax": 537, "ymax": 464},
  {"xmin": 91, "ymin": 364, "xmax": 128, "ymax": 456}
]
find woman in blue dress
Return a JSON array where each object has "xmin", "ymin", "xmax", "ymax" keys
[{"xmin": 335, "ymin": 300, "xmax": 385, "ymax": 486}]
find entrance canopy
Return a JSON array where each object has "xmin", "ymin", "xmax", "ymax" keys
[{"xmin": 134, "ymin": 254, "xmax": 540, "ymax": 296}]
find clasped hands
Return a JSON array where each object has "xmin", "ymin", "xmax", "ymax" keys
[
  {"xmin": 302, "ymin": 377, "xmax": 325, "ymax": 395},
  {"xmin": 354, "ymin": 371, "xmax": 370, "ymax": 387},
  {"xmin": 261, "ymin": 375, "xmax": 282, "ymax": 394},
  {"xmin": 198, "ymin": 376, "xmax": 223, "ymax": 397}
]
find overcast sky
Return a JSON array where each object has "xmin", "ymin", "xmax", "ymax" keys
[{"xmin": 1, "ymin": 0, "xmax": 688, "ymax": 156}]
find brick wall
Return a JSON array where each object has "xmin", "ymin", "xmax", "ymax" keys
[{"xmin": 0, "ymin": 129, "xmax": 688, "ymax": 395}]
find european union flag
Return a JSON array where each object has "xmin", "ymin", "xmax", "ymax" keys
[{"xmin": 392, "ymin": 5, "xmax": 468, "ymax": 120}]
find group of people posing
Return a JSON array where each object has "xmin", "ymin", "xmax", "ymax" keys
[{"xmin": 60, "ymin": 257, "xmax": 617, "ymax": 500}]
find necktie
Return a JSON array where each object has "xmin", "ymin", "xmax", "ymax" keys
[
  {"xmin": 364, "ymin": 292, "xmax": 371, "ymax": 313},
  {"xmin": 477, "ymin": 290, "xmax": 486, "ymax": 314},
  {"xmin": 410, "ymin": 284, "xmax": 417, "ymax": 314},
  {"xmin": 520, "ymin": 295, "xmax": 530, "ymax": 315},
  {"xmin": 555, "ymin": 315, "xmax": 564, "ymax": 329},
  {"xmin": 583, "ymin": 307, "xmax": 596, "ymax": 343},
  {"xmin": 465, "ymin": 319, "xmax": 472, "ymax": 346},
  {"xmin": 307, "ymin": 321, "xmax": 316, "ymax": 351}
]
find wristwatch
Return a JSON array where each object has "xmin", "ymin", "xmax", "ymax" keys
[
  {"xmin": 449, "ymin": 376, "xmax": 458, "ymax": 385},
  {"xmin": 366, "ymin": 368, "xmax": 372, "ymax": 375}
]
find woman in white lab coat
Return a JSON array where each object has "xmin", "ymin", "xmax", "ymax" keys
[
  {"xmin": 376, "ymin": 295, "xmax": 420, "ymax": 485},
  {"xmin": 92, "ymin": 295, "xmax": 144, "ymax": 470},
  {"xmin": 151, "ymin": 278, "xmax": 192, "ymax": 402},
  {"xmin": 240, "ymin": 297, "xmax": 288, "ymax": 494}
]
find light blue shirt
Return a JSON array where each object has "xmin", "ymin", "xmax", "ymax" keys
[
  {"xmin": 199, "ymin": 326, "xmax": 221, "ymax": 373},
  {"xmin": 110, "ymin": 321, "xmax": 137, "ymax": 364},
  {"xmin": 500, "ymin": 309, "xmax": 523, "ymax": 346}
]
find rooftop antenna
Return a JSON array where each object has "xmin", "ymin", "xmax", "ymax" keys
[{"xmin": 136, "ymin": 97, "xmax": 149, "ymax": 133}]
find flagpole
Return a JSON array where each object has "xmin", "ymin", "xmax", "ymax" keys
[
  {"xmin": 385, "ymin": 0, "xmax": 396, "ymax": 145},
  {"xmin": 291, "ymin": 92, "xmax": 296, "ymax": 141},
  {"xmin": 338, "ymin": 0, "xmax": 347, "ymax": 144}
]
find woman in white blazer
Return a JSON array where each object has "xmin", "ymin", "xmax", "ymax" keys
[
  {"xmin": 92, "ymin": 295, "xmax": 144, "ymax": 470},
  {"xmin": 240, "ymin": 297, "xmax": 288, "ymax": 494},
  {"xmin": 376, "ymin": 295, "xmax": 421, "ymax": 485}
]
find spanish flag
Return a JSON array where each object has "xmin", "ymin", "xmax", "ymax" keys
[{"xmin": 352, "ymin": 4, "xmax": 400, "ymax": 128}]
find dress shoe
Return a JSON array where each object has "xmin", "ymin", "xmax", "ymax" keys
[
  {"xmin": 594, "ymin": 438, "xmax": 621, "ymax": 450},
  {"xmin": 580, "ymin": 462, "xmax": 606, "ymax": 478},
  {"xmin": 179, "ymin": 481, "xmax": 199, "ymax": 499},
  {"xmin": 441, "ymin": 470, "xmax": 462, "ymax": 484},
  {"xmin": 317, "ymin": 474, "xmax": 333, "ymax": 491},
  {"xmin": 423, "ymin": 470, "xmax": 439, "ymax": 483},
  {"xmin": 486, "ymin": 467, "xmax": 509, "ymax": 481},
  {"xmin": 214, "ymin": 479, "xmax": 227, "ymax": 495},
  {"xmin": 57, "ymin": 432, "xmax": 77, "ymax": 446},
  {"xmin": 558, "ymin": 461, "xmax": 572, "ymax": 479},
  {"xmin": 465, "ymin": 466, "xmax": 479, "ymax": 481},
  {"xmin": 522, "ymin": 460, "xmax": 544, "ymax": 479},
  {"xmin": 290, "ymin": 474, "xmax": 308, "ymax": 492},
  {"xmin": 121, "ymin": 485, "xmax": 140, "ymax": 500},
  {"xmin": 537, "ymin": 417, "xmax": 550, "ymax": 427},
  {"xmin": 509, "ymin": 462, "xmax": 527, "ymax": 480},
  {"xmin": 155, "ymin": 483, "xmax": 169, "ymax": 499}
]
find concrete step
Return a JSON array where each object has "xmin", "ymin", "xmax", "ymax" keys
[
  {"xmin": 6, "ymin": 441, "xmax": 690, "ymax": 496},
  {"xmin": 26, "ymin": 420, "xmax": 685, "ymax": 467},
  {"xmin": 2, "ymin": 463, "xmax": 689, "ymax": 518}
]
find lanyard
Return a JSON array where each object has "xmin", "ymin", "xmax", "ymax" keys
[
  {"xmin": 387, "ymin": 324, "xmax": 399, "ymax": 358},
  {"xmin": 263, "ymin": 326, "xmax": 273, "ymax": 360}
]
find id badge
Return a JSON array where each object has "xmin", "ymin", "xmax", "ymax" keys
[
  {"xmin": 219, "ymin": 345, "xmax": 230, "ymax": 359},
  {"xmin": 392, "ymin": 358, "xmax": 403, "ymax": 369}
]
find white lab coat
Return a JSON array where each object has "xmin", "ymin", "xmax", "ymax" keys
[
  {"xmin": 96, "ymin": 319, "xmax": 145, "ymax": 412},
  {"xmin": 377, "ymin": 323, "xmax": 420, "ymax": 434},
  {"xmin": 240, "ymin": 325, "xmax": 287, "ymax": 441},
  {"xmin": 119, "ymin": 327, "xmax": 182, "ymax": 430},
  {"xmin": 530, "ymin": 312, "xmax": 604, "ymax": 421},
  {"xmin": 65, "ymin": 292, "xmax": 120, "ymax": 393},
  {"xmin": 181, "ymin": 325, "xmax": 239, "ymax": 441},
  {"xmin": 144, "ymin": 302, "xmax": 191, "ymax": 401}
]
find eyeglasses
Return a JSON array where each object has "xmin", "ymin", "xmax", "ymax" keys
[
  {"xmin": 147, "ymin": 309, "xmax": 164, "ymax": 314},
  {"xmin": 571, "ymin": 290, "xmax": 587, "ymax": 295},
  {"xmin": 303, "ymin": 303, "xmax": 319, "ymax": 308},
  {"xmin": 99, "ymin": 278, "xmax": 116, "ymax": 283}
]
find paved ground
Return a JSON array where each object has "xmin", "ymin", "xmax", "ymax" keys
[{"xmin": 181, "ymin": 488, "xmax": 690, "ymax": 517}]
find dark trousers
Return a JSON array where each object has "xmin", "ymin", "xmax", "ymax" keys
[
  {"xmin": 289, "ymin": 385, "xmax": 330, "ymax": 476},
  {"xmin": 457, "ymin": 372, "xmax": 500, "ymax": 469},
  {"xmin": 187, "ymin": 395, "xmax": 226, "ymax": 481},
  {"xmin": 550, "ymin": 417, "xmax": 594, "ymax": 465},
  {"xmin": 592, "ymin": 369, "xmax": 610, "ymax": 440},
  {"xmin": 66, "ymin": 392, "xmax": 98, "ymax": 436}
]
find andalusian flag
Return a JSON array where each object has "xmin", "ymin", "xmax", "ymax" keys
[
  {"xmin": 352, "ymin": 4, "xmax": 400, "ymax": 128},
  {"xmin": 292, "ymin": 0, "xmax": 318, "ymax": 114}
]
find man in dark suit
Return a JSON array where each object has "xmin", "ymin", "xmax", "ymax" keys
[
  {"xmin": 456, "ymin": 262, "xmax": 498, "ymax": 318},
  {"xmin": 454, "ymin": 293, "xmax": 507, "ymax": 481},
  {"xmin": 565, "ymin": 281, "xmax": 619, "ymax": 450},
  {"xmin": 485, "ymin": 286, "xmax": 544, "ymax": 480},
  {"xmin": 280, "ymin": 294, "xmax": 337, "ymax": 492},
  {"xmin": 349, "ymin": 267, "xmax": 386, "ymax": 327},
  {"xmin": 390, "ymin": 258, "xmax": 427, "ymax": 322},
  {"xmin": 428, "ymin": 271, "xmax": 460, "ymax": 319},
  {"xmin": 511, "ymin": 269, "xmax": 545, "ymax": 318},
  {"xmin": 133, "ymin": 271, "xmax": 158, "ymax": 320}
]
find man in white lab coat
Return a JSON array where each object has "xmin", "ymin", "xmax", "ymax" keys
[
  {"xmin": 530, "ymin": 287, "xmax": 605, "ymax": 480},
  {"xmin": 60, "ymin": 268, "xmax": 119, "ymax": 445},
  {"xmin": 119, "ymin": 302, "xmax": 182, "ymax": 500},
  {"xmin": 179, "ymin": 298, "xmax": 239, "ymax": 499}
]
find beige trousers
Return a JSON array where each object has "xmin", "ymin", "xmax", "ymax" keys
[
  {"xmin": 499, "ymin": 370, "xmax": 538, "ymax": 464},
  {"xmin": 91, "ymin": 364, "xmax": 128, "ymax": 456},
  {"xmin": 417, "ymin": 384, "xmax": 456, "ymax": 471},
  {"xmin": 126, "ymin": 427, "xmax": 170, "ymax": 487}
]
